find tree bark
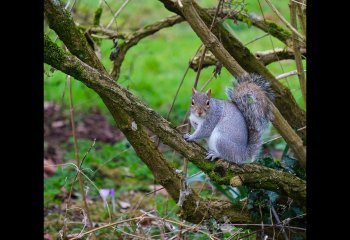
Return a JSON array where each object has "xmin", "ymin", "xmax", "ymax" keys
[
  {"xmin": 44, "ymin": 35, "xmax": 306, "ymax": 205},
  {"xmin": 159, "ymin": 0, "xmax": 306, "ymax": 141},
  {"xmin": 44, "ymin": 0, "xmax": 307, "ymax": 227}
]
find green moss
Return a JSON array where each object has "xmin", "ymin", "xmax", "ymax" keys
[
  {"xmin": 264, "ymin": 20, "xmax": 292, "ymax": 43},
  {"xmin": 44, "ymin": 34, "xmax": 68, "ymax": 68},
  {"xmin": 93, "ymin": 7, "xmax": 103, "ymax": 26}
]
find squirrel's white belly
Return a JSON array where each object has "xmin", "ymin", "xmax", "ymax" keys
[
  {"xmin": 208, "ymin": 127, "xmax": 220, "ymax": 152},
  {"xmin": 189, "ymin": 113, "xmax": 204, "ymax": 129}
]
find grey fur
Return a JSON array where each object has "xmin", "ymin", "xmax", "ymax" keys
[{"xmin": 184, "ymin": 73, "xmax": 274, "ymax": 164}]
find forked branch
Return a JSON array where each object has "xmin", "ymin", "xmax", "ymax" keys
[{"xmin": 44, "ymin": 35, "xmax": 306, "ymax": 204}]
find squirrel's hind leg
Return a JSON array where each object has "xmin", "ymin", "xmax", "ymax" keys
[
  {"xmin": 215, "ymin": 138, "xmax": 247, "ymax": 164},
  {"xmin": 205, "ymin": 149, "xmax": 221, "ymax": 161}
]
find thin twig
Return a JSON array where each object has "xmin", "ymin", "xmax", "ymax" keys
[
  {"xmin": 257, "ymin": 0, "xmax": 291, "ymax": 89},
  {"xmin": 296, "ymin": 3, "xmax": 306, "ymax": 37},
  {"xmin": 106, "ymin": 0, "xmax": 131, "ymax": 29},
  {"xmin": 193, "ymin": 0, "xmax": 224, "ymax": 89},
  {"xmin": 291, "ymin": 0, "xmax": 306, "ymax": 7},
  {"xmin": 211, "ymin": 222, "xmax": 306, "ymax": 231},
  {"xmin": 263, "ymin": 126, "xmax": 306, "ymax": 144},
  {"xmin": 276, "ymin": 70, "xmax": 298, "ymax": 80},
  {"xmin": 289, "ymin": 0, "xmax": 306, "ymax": 102},
  {"xmin": 263, "ymin": 0, "xmax": 305, "ymax": 41},
  {"xmin": 67, "ymin": 75, "xmax": 95, "ymax": 238},
  {"xmin": 70, "ymin": 215, "xmax": 217, "ymax": 240},
  {"xmin": 259, "ymin": 205, "xmax": 265, "ymax": 240},
  {"xmin": 102, "ymin": 0, "xmax": 117, "ymax": 20},
  {"xmin": 155, "ymin": 62, "xmax": 192, "ymax": 147},
  {"xmin": 63, "ymin": 138, "xmax": 98, "ymax": 227},
  {"xmin": 244, "ymin": 33, "xmax": 269, "ymax": 46},
  {"xmin": 79, "ymin": 138, "xmax": 96, "ymax": 168},
  {"xmin": 271, "ymin": 203, "xmax": 289, "ymax": 240},
  {"xmin": 193, "ymin": 46, "xmax": 208, "ymax": 89},
  {"xmin": 166, "ymin": 65, "xmax": 190, "ymax": 121},
  {"xmin": 270, "ymin": 102, "xmax": 306, "ymax": 167},
  {"xmin": 270, "ymin": 207, "xmax": 276, "ymax": 240}
]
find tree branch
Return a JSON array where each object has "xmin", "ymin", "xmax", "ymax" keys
[
  {"xmin": 44, "ymin": 0, "xmax": 105, "ymax": 72},
  {"xmin": 179, "ymin": 0, "xmax": 248, "ymax": 77},
  {"xmin": 158, "ymin": 0, "xmax": 306, "ymax": 141},
  {"xmin": 44, "ymin": 36, "xmax": 306, "ymax": 204},
  {"xmin": 44, "ymin": 0, "xmax": 251, "ymax": 223},
  {"xmin": 255, "ymin": 47, "xmax": 306, "ymax": 65},
  {"xmin": 90, "ymin": 8, "xmax": 304, "ymax": 78},
  {"xmin": 89, "ymin": 27, "xmax": 127, "ymax": 39},
  {"xmin": 109, "ymin": 15, "xmax": 183, "ymax": 79},
  {"xmin": 189, "ymin": 47, "xmax": 306, "ymax": 70},
  {"xmin": 45, "ymin": 34, "xmax": 251, "ymax": 224},
  {"xmin": 216, "ymin": 10, "xmax": 295, "ymax": 47},
  {"xmin": 173, "ymin": 0, "xmax": 306, "ymax": 166},
  {"xmin": 44, "ymin": 3, "xmax": 306, "ymax": 231},
  {"xmin": 189, "ymin": 48, "xmax": 218, "ymax": 71},
  {"xmin": 289, "ymin": 0, "xmax": 306, "ymax": 102},
  {"xmin": 264, "ymin": 0, "xmax": 305, "ymax": 42},
  {"xmin": 296, "ymin": 3, "xmax": 306, "ymax": 37}
]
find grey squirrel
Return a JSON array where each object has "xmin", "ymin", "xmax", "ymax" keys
[{"xmin": 183, "ymin": 73, "xmax": 274, "ymax": 164}]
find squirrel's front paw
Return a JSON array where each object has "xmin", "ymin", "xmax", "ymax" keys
[
  {"xmin": 205, "ymin": 150, "xmax": 220, "ymax": 161},
  {"xmin": 183, "ymin": 133, "xmax": 193, "ymax": 141}
]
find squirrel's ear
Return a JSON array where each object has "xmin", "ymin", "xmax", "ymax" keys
[
  {"xmin": 192, "ymin": 87, "xmax": 197, "ymax": 94},
  {"xmin": 206, "ymin": 89, "xmax": 211, "ymax": 97}
]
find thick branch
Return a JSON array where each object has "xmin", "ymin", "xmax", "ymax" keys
[
  {"xmin": 44, "ymin": 36, "xmax": 306, "ymax": 204},
  {"xmin": 175, "ymin": 0, "xmax": 306, "ymax": 166},
  {"xmin": 179, "ymin": 0, "xmax": 248, "ymax": 77},
  {"xmin": 45, "ymin": 33, "xmax": 251, "ymax": 224},
  {"xmin": 44, "ymin": 1, "xmax": 250, "ymax": 223},
  {"xmin": 44, "ymin": 0, "xmax": 105, "ymax": 72},
  {"xmin": 190, "ymin": 47, "xmax": 306, "ymax": 70},
  {"xmin": 93, "ymin": 8, "xmax": 296, "ymax": 47},
  {"xmin": 90, "ymin": 8, "xmax": 302, "ymax": 77},
  {"xmin": 109, "ymin": 15, "xmax": 183, "ymax": 79},
  {"xmin": 256, "ymin": 47, "xmax": 306, "ymax": 65},
  {"xmin": 271, "ymin": 104, "xmax": 306, "ymax": 168},
  {"xmin": 45, "ymin": 34, "xmax": 250, "ymax": 223},
  {"xmin": 159, "ymin": 0, "xmax": 306, "ymax": 141}
]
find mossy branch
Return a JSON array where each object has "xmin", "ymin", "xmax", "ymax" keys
[
  {"xmin": 93, "ymin": 7, "xmax": 103, "ymax": 26},
  {"xmin": 45, "ymin": 34, "xmax": 252, "ymax": 223},
  {"xmin": 44, "ymin": 2, "xmax": 306, "ymax": 230},
  {"xmin": 44, "ymin": 0, "xmax": 105, "ymax": 71},
  {"xmin": 173, "ymin": 0, "xmax": 306, "ymax": 166},
  {"xmin": 159, "ymin": 0, "xmax": 306, "ymax": 141},
  {"xmin": 215, "ymin": 9, "xmax": 295, "ymax": 47},
  {"xmin": 44, "ymin": 0, "xmax": 251, "ymax": 223},
  {"xmin": 189, "ymin": 47, "xmax": 306, "ymax": 70},
  {"xmin": 44, "ymin": 35, "xmax": 306, "ymax": 204}
]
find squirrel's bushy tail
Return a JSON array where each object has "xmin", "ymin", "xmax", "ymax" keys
[{"xmin": 226, "ymin": 73, "xmax": 274, "ymax": 160}]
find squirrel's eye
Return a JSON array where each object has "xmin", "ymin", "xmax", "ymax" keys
[
  {"xmin": 206, "ymin": 100, "xmax": 210, "ymax": 106},
  {"xmin": 191, "ymin": 100, "xmax": 195, "ymax": 105}
]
